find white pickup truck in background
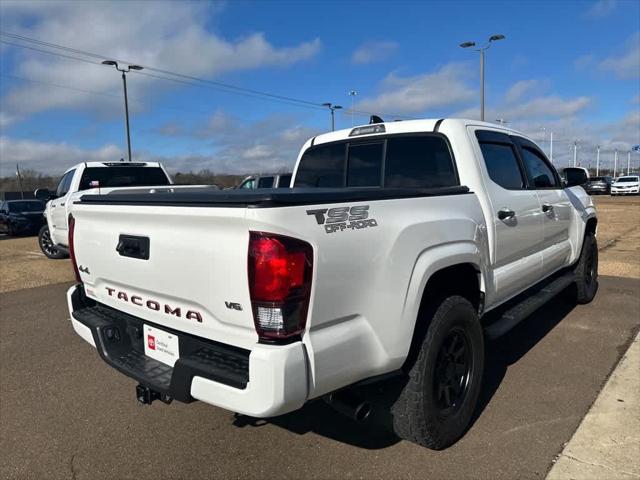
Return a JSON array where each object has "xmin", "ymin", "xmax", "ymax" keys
[
  {"xmin": 36, "ymin": 161, "xmax": 173, "ymax": 258},
  {"xmin": 65, "ymin": 118, "xmax": 598, "ymax": 449}
]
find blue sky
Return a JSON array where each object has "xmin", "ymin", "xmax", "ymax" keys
[{"xmin": 0, "ymin": 0, "xmax": 639, "ymax": 175}]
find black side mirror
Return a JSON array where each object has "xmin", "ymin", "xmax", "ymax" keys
[
  {"xmin": 34, "ymin": 188, "xmax": 54, "ymax": 201},
  {"xmin": 563, "ymin": 168, "xmax": 589, "ymax": 188}
]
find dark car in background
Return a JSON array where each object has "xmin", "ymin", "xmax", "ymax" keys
[
  {"xmin": 0, "ymin": 199, "xmax": 46, "ymax": 236},
  {"xmin": 585, "ymin": 176, "xmax": 613, "ymax": 195}
]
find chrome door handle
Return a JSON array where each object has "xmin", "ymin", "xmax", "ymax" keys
[
  {"xmin": 542, "ymin": 203, "xmax": 554, "ymax": 213},
  {"xmin": 498, "ymin": 208, "xmax": 515, "ymax": 220}
]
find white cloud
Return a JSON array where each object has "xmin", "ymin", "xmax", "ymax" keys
[
  {"xmin": 599, "ymin": 32, "xmax": 640, "ymax": 79},
  {"xmin": 0, "ymin": 111, "xmax": 319, "ymax": 175},
  {"xmin": 494, "ymin": 110, "xmax": 639, "ymax": 170},
  {"xmin": 1, "ymin": 111, "xmax": 319, "ymax": 176},
  {"xmin": 574, "ymin": 54, "xmax": 595, "ymax": 71},
  {"xmin": 585, "ymin": 0, "xmax": 617, "ymax": 18},
  {"xmin": 187, "ymin": 111, "xmax": 320, "ymax": 173},
  {"xmin": 0, "ymin": 112, "xmax": 18, "ymax": 129},
  {"xmin": 354, "ymin": 63, "xmax": 475, "ymax": 115},
  {"xmin": 505, "ymin": 79, "xmax": 544, "ymax": 103},
  {"xmin": 0, "ymin": 1, "xmax": 321, "ymax": 121},
  {"xmin": 0, "ymin": 136, "xmax": 122, "ymax": 176},
  {"xmin": 351, "ymin": 41, "xmax": 399, "ymax": 64},
  {"xmin": 506, "ymin": 96, "xmax": 591, "ymax": 119}
]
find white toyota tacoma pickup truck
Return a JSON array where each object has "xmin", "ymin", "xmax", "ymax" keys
[{"xmin": 66, "ymin": 118, "xmax": 598, "ymax": 449}]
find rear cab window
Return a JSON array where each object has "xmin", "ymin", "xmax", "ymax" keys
[
  {"xmin": 347, "ymin": 142, "xmax": 384, "ymax": 187},
  {"xmin": 294, "ymin": 134, "xmax": 458, "ymax": 189},
  {"xmin": 79, "ymin": 166, "xmax": 170, "ymax": 191}
]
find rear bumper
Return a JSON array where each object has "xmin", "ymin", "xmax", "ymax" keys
[{"xmin": 67, "ymin": 284, "xmax": 308, "ymax": 417}]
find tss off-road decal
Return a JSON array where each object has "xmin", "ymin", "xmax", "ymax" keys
[{"xmin": 306, "ymin": 205, "xmax": 378, "ymax": 234}]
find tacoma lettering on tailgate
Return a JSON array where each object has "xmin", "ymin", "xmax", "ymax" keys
[{"xmin": 105, "ymin": 287, "xmax": 203, "ymax": 322}]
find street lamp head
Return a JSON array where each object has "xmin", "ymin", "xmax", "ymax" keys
[
  {"xmin": 334, "ymin": 105, "xmax": 343, "ymax": 110},
  {"xmin": 489, "ymin": 34, "xmax": 505, "ymax": 42},
  {"xmin": 349, "ymin": 90, "xmax": 357, "ymax": 96},
  {"xmin": 322, "ymin": 102, "xmax": 332, "ymax": 108},
  {"xmin": 102, "ymin": 60, "xmax": 118, "ymax": 66},
  {"xmin": 459, "ymin": 41, "xmax": 476, "ymax": 48},
  {"xmin": 129, "ymin": 65, "xmax": 144, "ymax": 71}
]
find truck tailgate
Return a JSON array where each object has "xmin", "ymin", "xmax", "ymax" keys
[{"xmin": 72, "ymin": 203, "xmax": 257, "ymax": 349}]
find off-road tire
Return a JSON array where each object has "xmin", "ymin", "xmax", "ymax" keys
[
  {"xmin": 574, "ymin": 232, "xmax": 598, "ymax": 304},
  {"xmin": 38, "ymin": 225, "xmax": 67, "ymax": 259},
  {"xmin": 391, "ymin": 295, "xmax": 484, "ymax": 450}
]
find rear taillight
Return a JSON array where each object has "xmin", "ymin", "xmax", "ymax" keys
[
  {"xmin": 68, "ymin": 214, "xmax": 81, "ymax": 283},
  {"xmin": 248, "ymin": 231, "xmax": 313, "ymax": 343}
]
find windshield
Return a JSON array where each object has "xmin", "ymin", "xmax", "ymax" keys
[
  {"xmin": 8, "ymin": 201, "xmax": 45, "ymax": 213},
  {"xmin": 79, "ymin": 166, "xmax": 170, "ymax": 190},
  {"xmin": 617, "ymin": 176, "xmax": 639, "ymax": 183}
]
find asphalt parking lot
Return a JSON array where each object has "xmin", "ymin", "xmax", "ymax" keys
[{"xmin": 1, "ymin": 196, "xmax": 639, "ymax": 479}]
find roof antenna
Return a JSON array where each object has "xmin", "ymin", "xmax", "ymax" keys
[{"xmin": 369, "ymin": 115, "xmax": 384, "ymax": 124}]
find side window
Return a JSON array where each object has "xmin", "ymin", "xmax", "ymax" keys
[
  {"xmin": 385, "ymin": 136, "xmax": 458, "ymax": 188},
  {"xmin": 347, "ymin": 142, "xmax": 383, "ymax": 187},
  {"xmin": 239, "ymin": 178, "xmax": 255, "ymax": 189},
  {"xmin": 519, "ymin": 146, "xmax": 559, "ymax": 188},
  {"xmin": 56, "ymin": 170, "xmax": 75, "ymax": 197},
  {"xmin": 478, "ymin": 142, "xmax": 525, "ymax": 190},
  {"xmin": 257, "ymin": 176, "xmax": 274, "ymax": 188},
  {"xmin": 294, "ymin": 143, "xmax": 346, "ymax": 187}
]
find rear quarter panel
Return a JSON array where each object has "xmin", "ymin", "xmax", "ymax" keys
[{"xmin": 245, "ymin": 193, "xmax": 487, "ymax": 399}]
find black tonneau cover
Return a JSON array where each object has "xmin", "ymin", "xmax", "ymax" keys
[{"xmin": 78, "ymin": 186, "xmax": 470, "ymax": 208}]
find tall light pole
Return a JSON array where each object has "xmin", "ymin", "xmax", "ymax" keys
[
  {"xmin": 322, "ymin": 102, "xmax": 342, "ymax": 131},
  {"xmin": 614, "ymin": 149, "xmax": 618, "ymax": 177},
  {"xmin": 628, "ymin": 151, "xmax": 631, "ymax": 175},
  {"xmin": 573, "ymin": 141, "xmax": 578, "ymax": 167},
  {"xmin": 102, "ymin": 60, "xmax": 144, "ymax": 162},
  {"xmin": 460, "ymin": 34, "xmax": 505, "ymax": 122},
  {"xmin": 596, "ymin": 145, "xmax": 600, "ymax": 176},
  {"xmin": 349, "ymin": 91, "xmax": 357, "ymax": 126}
]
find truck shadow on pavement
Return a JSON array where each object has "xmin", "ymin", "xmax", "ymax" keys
[{"xmin": 233, "ymin": 291, "xmax": 577, "ymax": 450}]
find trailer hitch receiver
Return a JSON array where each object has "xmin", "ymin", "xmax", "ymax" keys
[{"xmin": 136, "ymin": 384, "xmax": 173, "ymax": 405}]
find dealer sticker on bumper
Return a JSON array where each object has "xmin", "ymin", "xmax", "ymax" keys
[{"xmin": 144, "ymin": 324, "xmax": 180, "ymax": 367}]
